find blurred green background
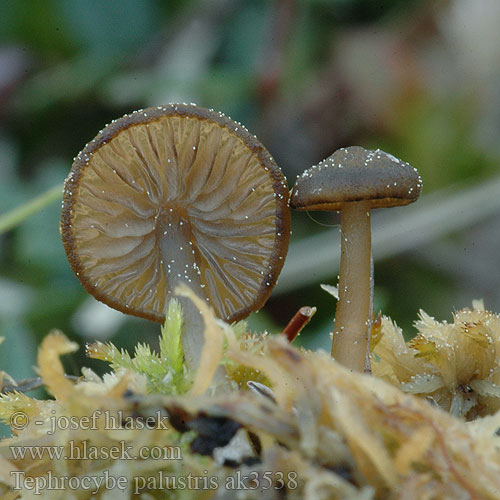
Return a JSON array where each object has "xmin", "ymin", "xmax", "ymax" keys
[{"xmin": 1, "ymin": 0, "xmax": 500, "ymax": 381}]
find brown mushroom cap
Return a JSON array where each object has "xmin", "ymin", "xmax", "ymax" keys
[
  {"xmin": 61, "ymin": 104, "xmax": 290, "ymax": 323},
  {"xmin": 290, "ymin": 146, "xmax": 422, "ymax": 211}
]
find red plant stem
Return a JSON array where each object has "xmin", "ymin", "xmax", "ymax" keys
[{"xmin": 282, "ymin": 306, "xmax": 317, "ymax": 342}]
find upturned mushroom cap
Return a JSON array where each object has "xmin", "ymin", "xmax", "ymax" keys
[
  {"xmin": 290, "ymin": 146, "xmax": 422, "ymax": 211},
  {"xmin": 61, "ymin": 104, "xmax": 290, "ymax": 323}
]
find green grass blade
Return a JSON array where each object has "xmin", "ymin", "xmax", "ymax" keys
[{"xmin": 0, "ymin": 183, "xmax": 63, "ymax": 235}]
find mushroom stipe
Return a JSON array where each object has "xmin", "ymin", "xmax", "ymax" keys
[{"xmin": 291, "ymin": 146, "xmax": 422, "ymax": 372}]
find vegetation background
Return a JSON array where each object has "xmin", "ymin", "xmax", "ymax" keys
[{"xmin": 1, "ymin": 0, "xmax": 499, "ymax": 385}]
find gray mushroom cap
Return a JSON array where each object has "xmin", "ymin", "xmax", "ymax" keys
[{"xmin": 290, "ymin": 146, "xmax": 422, "ymax": 211}]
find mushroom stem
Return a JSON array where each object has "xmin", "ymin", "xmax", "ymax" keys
[
  {"xmin": 331, "ymin": 200, "xmax": 371, "ymax": 371},
  {"xmin": 176, "ymin": 296, "xmax": 205, "ymax": 370},
  {"xmin": 176, "ymin": 293, "xmax": 230, "ymax": 391},
  {"xmin": 155, "ymin": 216, "xmax": 229, "ymax": 386},
  {"xmin": 364, "ymin": 253, "xmax": 374, "ymax": 373},
  {"xmin": 156, "ymin": 208, "xmax": 206, "ymax": 371}
]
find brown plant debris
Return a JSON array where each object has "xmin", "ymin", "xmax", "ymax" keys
[{"xmin": 0, "ymin": 298, "xmax": 500, "ymax": 499}]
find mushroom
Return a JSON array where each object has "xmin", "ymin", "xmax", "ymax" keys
[
  {"xmin": 61, "ymin": 104, "xmax": 290, "ymax": 372},
  {"xmin": 290, "ymin": 146, "xmax": 421, "ymax": 371}
]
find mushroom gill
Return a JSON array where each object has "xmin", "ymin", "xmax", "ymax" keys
[{"xmin": 61, "ymin": 104, "xmax": 290, "ymax": 325}]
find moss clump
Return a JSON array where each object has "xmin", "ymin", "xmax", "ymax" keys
[{"xmin": 2, "ymin": 293, "xmax": 500, "ymax": 499}]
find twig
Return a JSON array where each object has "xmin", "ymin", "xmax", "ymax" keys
[{"xmin": 282, "ymin": 305, "xmax": 316, "ymax": 342}]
